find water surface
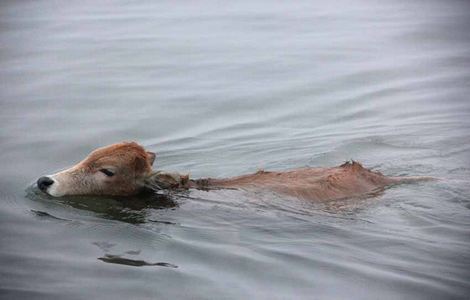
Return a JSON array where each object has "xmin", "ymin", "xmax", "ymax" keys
[{"xmin": 1, "ymin": 0, "xmax": 470, "ymax": 299}]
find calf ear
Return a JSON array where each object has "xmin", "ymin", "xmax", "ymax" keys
[
  {"xmin": 146, "ymin": 151, "xmax": 156, "ymax": 166},
  {"xmin": 134, "ymin": 155, "xmax": 150, "ymax": 174}
]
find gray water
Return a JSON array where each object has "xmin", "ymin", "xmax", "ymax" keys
[{"xmin": 1, "ymin": 0, "xmax": 470, "ymax": 299}]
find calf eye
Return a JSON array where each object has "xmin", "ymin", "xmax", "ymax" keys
[{"xmin": 100, "ymin": 168, "xmax": 115, "ymax": 177}]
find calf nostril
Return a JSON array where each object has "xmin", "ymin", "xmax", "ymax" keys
[{"xmin": 37, "ymin": 176, "xmax": 54, "ymax": 191}]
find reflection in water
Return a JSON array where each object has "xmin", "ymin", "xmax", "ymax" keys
[
  {"xmin": 26, "ymin": 186, "xmax": 178, "ymax": 224},
  {"xmin": 28, "ymin": 182, "xmax": 387, "ymax": 225},
  {"xmin": 93, "ymin": 241, "xmax": 177, "ymax": 268},
  {"xmin": 316, "ymin": 187, "xmax": 387, "ymax": 215},
  {"xmin": 30, "ymin": 209, "xmax": 70, "ymax": 221},
  {"xmin": 98, "ymin": 254, "xmax": 178, "ymax": 268}
]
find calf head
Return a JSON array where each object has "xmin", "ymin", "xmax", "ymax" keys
[{"xmin": 37, "ymin": 142, "xmax": 156, "ymax": 197}]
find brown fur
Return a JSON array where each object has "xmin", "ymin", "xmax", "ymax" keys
[
  {"xmin": 201, "ymin": 161, "xmax": 395, "ymax": 201},
  {"xmin": 42, "ymin": 142, "xmax": 155, "ymax": 197},
  {"xmin": 39, "ymin": 142, "xmax": 431, "ymax": 200}
]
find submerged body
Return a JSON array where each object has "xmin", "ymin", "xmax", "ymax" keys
[
  {"xmin": 37, "ymin": 142, "xmax": 431, "ymax": 201},
  {"xmin": 201, "ymin": 162, "xmax": 398, "ymax": 201},
  {"xmin": 152, "ymin": 161, "xmax": 426, "ymax": 201}
]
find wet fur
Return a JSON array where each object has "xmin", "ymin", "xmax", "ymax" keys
[
  {"xmin": 44, "ymin": 142, "xmax": 155, "ymax": 196},
  {"xmin": 152, "ymin": 160, "xmax": 432, "ymax": 201},
  {"xmin": 41, "ymin": 142, "xmax": 432, "ymax": 201}
]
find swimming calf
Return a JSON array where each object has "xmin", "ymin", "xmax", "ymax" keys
[{"xmin": 37, "ymin": 141, "xmax": 432, "ymax": 201}]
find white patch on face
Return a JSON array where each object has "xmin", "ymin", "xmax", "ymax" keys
[
  {"xmin": 43, "ymin": 167, "xmax": 78, "ymax": 197},
  {"xmin": 45, "ymin": 175, "xmax": 64, "ymax": 197}
]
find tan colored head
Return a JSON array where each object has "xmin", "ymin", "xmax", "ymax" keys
[{"xmin": 37, "ymin": 142, "xmax": 156, "ymax": 197}]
